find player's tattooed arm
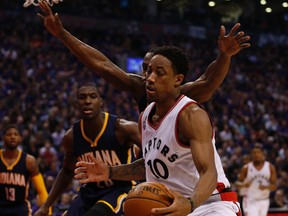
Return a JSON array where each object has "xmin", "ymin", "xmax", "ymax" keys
[
  {"xmin": 110, "ymin": 158, "xmax": 146, "ymax": 181},
  {"xmin": 75, "ymin": 156, "xmax": 146, "ymax": 183}
]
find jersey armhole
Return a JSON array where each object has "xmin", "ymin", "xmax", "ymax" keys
[{"xmin": 175, "ymin": 101, "xmax": 198, "ymax": 148}]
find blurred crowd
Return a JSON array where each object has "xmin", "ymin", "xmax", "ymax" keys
[{"xmin": 0, "ymin": 0, "xmax": 288, "ymax": 214}]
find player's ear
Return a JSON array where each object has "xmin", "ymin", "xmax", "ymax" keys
[{"xmin": 175, "ymin": 74, "xmax": 184, "ymax": 87}]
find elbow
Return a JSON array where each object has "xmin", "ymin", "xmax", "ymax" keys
[{"xmin": 196, "ymin": 92, "xmax": 214, "ymax": 103}]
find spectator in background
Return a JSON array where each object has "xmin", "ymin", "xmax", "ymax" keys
[
  {"xmin": 38, "ymin": 138, "xmax": 58, "ymax": 171},
  {"xmin": 270, "ymin": 188, "xmax": 288, "ymax": 209},
  {"xmin": 54, "ymin": 193, "xmax": 72, "ymax": 216}
]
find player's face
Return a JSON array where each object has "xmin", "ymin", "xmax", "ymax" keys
[
  {"xmin": 141, "ymin": 52, "xmax": 154, "ymax": 80},
  {"xmin": 76, "ymin": 86, "xmax": 103, "ymax": 119},
  {"xmin": 251, "ymin": 148, "xmax": 264, "ymax": 162},
  {"xmin": 145, "ymin": 55, "xmax": 182, "ymax": 103},
  {"xmin": 3, "ymin": 128, "xmax": 21, "ymax": 150}
]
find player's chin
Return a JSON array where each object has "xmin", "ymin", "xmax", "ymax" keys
[
  {"xmin": 81, "ymin": 113, "xmax": 95, "ymax": 119},
  {"xmin": 6, "ymin": 145, "xmax": 18, "ymax": 150},
  {"xmin": 146, "ymin": 91, "xmax": 157, "ymax": 101}
]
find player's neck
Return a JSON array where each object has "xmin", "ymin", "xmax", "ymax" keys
[
  {"xmin": 253, "ymin": 160, "xmax": 264, "ymax": 168},
  {"xmin": 2, "ymin": 148, "xmax": 20, "ymax": 159},
  {"xmin": 154, "ymin": 94, "xmax": 181, "ymax": 118},
  {"xmin": 82, "ymin": 112, "xmax": 105, "ymax": 138}
]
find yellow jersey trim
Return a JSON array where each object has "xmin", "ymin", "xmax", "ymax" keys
[
  {"xmin": 0, "ymin": 149, "xmax": 22, "ymax": 170},
  {"xmin": 80, "ymin": 112, "xmax": 109, "ymax": 147}
]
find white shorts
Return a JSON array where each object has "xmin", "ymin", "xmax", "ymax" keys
[
  {"xmin": 188, "ymin": 201, "xmax": 241, "ymax": 216},
  {"xmin": 242, "ymin": 197, "xmax": 269, "ymax": 216}
]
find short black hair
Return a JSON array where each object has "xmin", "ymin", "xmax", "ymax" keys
[
  {"xmin": 77, "ymin": 81, "xmax": 97, "ymax": 89},
  {"xmin": 76, "ymin": 81, "xmax": 98, "ymax": 98},
  {"xmin": 3, "ymin": 124, "xmax": 19, "ymax": 135},
  {"xmin": 147, "ymin": 47, "xmax": 158, "ymax": 53},
  {"xmin": 152, "ymin": 46, "xmax": 190, "ymax": 78},
  {"xmin": 253, "ymin": 143, "xmax": 263, "ymax": 150}
]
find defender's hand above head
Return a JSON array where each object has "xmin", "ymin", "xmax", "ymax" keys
[
  {"xmin": 218, "ymin": 23, "xmax": 251, "ymax": 57},
  {"xmin": 37, "ymin": 0, "xmax": 65, "ymax": 37}
]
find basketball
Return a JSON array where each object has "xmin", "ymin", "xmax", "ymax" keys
[{"xmin": 123, "ymin": 182, "xmax": 174, "ymax": 216}]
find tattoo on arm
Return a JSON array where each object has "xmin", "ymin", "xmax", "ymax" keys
[{"xmin": 111, "ymin": 158, "xmax": 146, "ymax": 181}]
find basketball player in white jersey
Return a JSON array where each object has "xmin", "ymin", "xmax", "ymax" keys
[
  {"xmin": 237, "ymin": 144, "xmax": 277, "ymax": 216},
  {"xmin": 75, "ymin": 46, "xmax": 241, "ymax": 215}
]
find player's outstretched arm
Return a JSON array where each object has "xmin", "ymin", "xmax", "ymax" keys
[
  {"xmin": 37, "ymin": 1, "xmax": 144, "ymax": 98},
  {"xmin": 180, "ymin": 23, "xmax": 251, "ymax": 103},
  {"xmin": 75, "ymin": 154, "xmax": 146, "ymax": 183}
]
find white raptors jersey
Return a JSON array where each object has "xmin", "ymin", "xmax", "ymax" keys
[
  {"xmin": 245, "ymin": 161, "xmax": 271, "ymax": 200},
  {"xmin": 140, "ymin": 95, "xmax": 230, "ymax": 197}
]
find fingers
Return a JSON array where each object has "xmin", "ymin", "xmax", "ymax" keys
[
  {"xmin": 74, "ymin": 171, "xmax": 87, "ymax": 180},
  {"xmin": 238, "ymin": 35, "xmax": 251, "ymax": 44},
  {"xmin": 151, "ymin": 207, "xmax": 173, "ymax": 215},
  {"xmin": 38, "ymin": 0, "xmax": 53, "ymax": 15},
  {"xmin": 219, "ymin": 25, "xmax": 225, "ymax": 39},
  {"xmin": 228, "ymin": 23, "xmax": 241, "ymax": 36},
  {"xmin": 234, "ymin": 31, "xmax": 244, "ymax": 40},
  {"xmin": 74, "ymin": 166, "xmax": 87, "ymax": 174},
  {"xmin": 87, "ymin": 152, "xmax": 98, "ymax": 163},
  {"xmin": 37, "ymin": 13, "xmax": 45, "ymax": 20},
  {"xmin": 75, "ymin": 161, "xmax": 90, "ymax": 168},
  {"xmin": 240, "ymin": 43, "xmax": 251, "ymax": 49}
]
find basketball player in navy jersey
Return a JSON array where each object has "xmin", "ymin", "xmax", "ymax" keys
[
  {"xmin": 75, "ymin": 46, "xmax": 241, "ymax": 215},
  {"xmin": 0, "ymin": 124, "xmax": 50, "ymax": 216},
  {"xmin": 35, "ymin": 82, "xmax": 141, "ymax": 216},
  {"xmin": 38, "ymin": 0, "xmax": 250, "ymax": 112}
]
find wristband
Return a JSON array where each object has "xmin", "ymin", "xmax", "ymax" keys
[
  {"xmin": 108, "ymin": 166, "xmax": 112, "ymax": 179},
  {"xmin": 187, "ymin": 197, "xmax": 194, "ymax": 213}
]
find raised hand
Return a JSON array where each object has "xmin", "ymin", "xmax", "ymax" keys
[
  {"xmin": 218, "ymin": 23, "xmax": 251, "ymax": 57},
  {"xmin": 37, "ymin": 0, "xmax": 64, "ymax": 37},
  {"xmin": 74, "ymin": 153, "xmax": 110, "ymax": 184}
]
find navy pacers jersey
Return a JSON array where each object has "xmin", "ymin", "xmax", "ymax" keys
[
  {"xmin": 73, "ymin": 113, "xmax": 137, "ymax": 204},
  {"xmin": 0, "ymin": 150, "xmax": 31, "ymax": 207}
]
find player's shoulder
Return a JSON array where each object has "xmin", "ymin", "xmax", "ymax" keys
[
  {"xmin": 62, "ymin": 127, "xmax": 74, "ymax": 141},
  {"xmin": 243, "ymin": 163, "xmax": 249, "ymax": 169},
  {"xmin": 268, "ymin": 161, "xmax": 276, "ymax": 170},
  {"xmin": 179, "ymin": 102, "xmax": 207, "ymax": 120},
  {"xmin": 116, "ymin": 117, "xmax": 138, "ymax": 128},
  {"xmin": 25, "ymin": 153, "xmax": 38, "ymax": 173},
  {"xmin": 26, "ymin": 152, "xmax": 37, "ymax": 163}
]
